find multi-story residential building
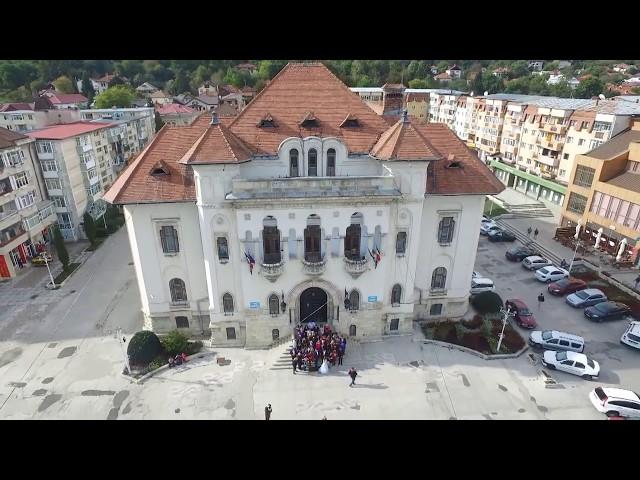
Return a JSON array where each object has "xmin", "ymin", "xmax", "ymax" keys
[
  {"xmin": 475, "ymin": 97, "xmax": 514, "ymax": 162},
  {"xmin": 156, "ymin": 104, "xmax": 199, "ymax": 126},
  {"xmin": 40, "ymin": 91, "xmax": 89, "ymax": 109},
  {"xmin": 0, "ymin": 102, "xmax": 81, "ymax": 132},
  {"xmin": 404, "ymin": 91, "xmax": 429, "ymax": 122},
  {"xmin": 104, "ymin": 62, "xmax": 503, "ymax": 347},
  {"xmin": 0, "ymin": 128, "xmax": 56, "ymax": 279},
  {"xmin": 428, "ymin": 91, "xmax": 466, "ymax": 130},
  {"xmin": 446, "ymin": 65, "xmax": 463, "ymax": 79},
  {"xmin": 498, "ymin": 102, "xmax": 526, "ymax": 164},
  {"xmin": 28, "ymin": 122, "xmax": 124, "ymax": 241},
  {"xmin": 561, "ymin": 119, "xmax": 640, "ymax": 265},
  {"xmin": 150, "ymin": 90, "xmax": 173, "ymax": 106}
]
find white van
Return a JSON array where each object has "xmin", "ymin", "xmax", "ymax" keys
[
  {"xmin": 528, "ymin": 330, "xmax": 585, "ymax": 353},
  {"xmin": 621, "ymin": 321, "xmax": 640, "ymax": 350},
  {"xmin": 470, "ymin": 277, "xmax": 495, "ymax": 295}
]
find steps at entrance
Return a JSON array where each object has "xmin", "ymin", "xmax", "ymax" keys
[
  {"xmin": 500, "ymin": 201, "xmax": 555, "ymax": 219},
  {"xmin": 493, "ymin": 219, "xmax": 563, "ymax": 266}
]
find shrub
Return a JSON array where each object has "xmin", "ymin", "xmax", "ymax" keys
[
  {"xmin": 471, "ymin": 291, "xmax": 503, "ymax": 315},
  {"xmin": 481, "ymin": 318, "xmax": 493, "ymax": 339},
  {"xmin": 455, "ymin": 322, "xmax": 466, "ymax": 341},
  {"xmin": 127, "ymin": 331, "xmax": 164, "ymax": 366},
  {"xmin": 161, "ymin": 330, "xmax": 190, "ymax": 356},
  {"xmin": 462, "ymin": 314, "xmax": 483, "ymax": 330},
  {"xmin": 186, "ymin": 341, "xmax": 203, "ymax": 355}
]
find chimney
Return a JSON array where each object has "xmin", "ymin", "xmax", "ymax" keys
[
  {"xmin": 382, "ymin": 83, "xmax": 406, "ymax": 117},
  {"xmin": 210, "ymin": 111, "xmax": 219, "ymax": 125}
]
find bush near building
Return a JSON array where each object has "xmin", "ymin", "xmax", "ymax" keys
[
  {"xmin": 471, "ymin": 291, "xmax": 504, "ymax": 315},
  {"xmin": 127, "ymin": 331, "xmax": 164, "ymax": 366}
]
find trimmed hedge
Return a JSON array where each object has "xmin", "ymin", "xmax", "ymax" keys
[
  {"xmin": 127, "ymin": 331, "xmax": 163, "ymax": 366},
  {"xmin": 471, "ymin": 291, "xmax": 503, "ymax": 315}
]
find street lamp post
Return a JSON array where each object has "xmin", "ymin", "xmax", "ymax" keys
[
  {"xmin": 568, "ymin": 219, "xmax": 583, "ymax": 274},
  {"xmin": 497, "ymin": 306, "xmax": 515, "ymax": 353},
  {"xmin": 116, "ymin": 327, "xmax": 132, "ymax": 375},
  {"xmin": 42, "ymin": 253, "xmax": 56, "ymax": 288}
]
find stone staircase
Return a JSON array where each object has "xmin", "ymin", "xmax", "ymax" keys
[
  {"xmin": 493, "ymin": 218, "xmax": 563, "ymax": 266},
  {"xmin": 269, "ymin": 341, "xmax": 315, "ymax": 374},
  {"xmin": 500, "ymin": 201, "xmax": 555, "ymax": 219}
]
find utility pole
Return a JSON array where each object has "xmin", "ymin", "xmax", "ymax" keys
[
  {"xmin": 497, "ymin": 306, "xmax": 515, "ymax": 353},
  {"xmin": 42, "ymin": 252, "xmax": 56, "ymax": 288}
]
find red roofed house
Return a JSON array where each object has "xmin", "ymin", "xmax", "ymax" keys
[
  {"xmin": 103, "ymin": 62, "xmax": 503, "ymax": 347},
  {"xmin": 434, "ymin": 72, "xmax": 452, "ymax": 83},
  {"xmin": 157, "ymin": 103, "xmax": 200, "ymax": 126},
  {"xmin": 40, "ymin": 90, "xmax": 89, "ymax": 109},
  {"xmin": 28, "ymin": 122, "xmax": 122, "ymax": 241}
]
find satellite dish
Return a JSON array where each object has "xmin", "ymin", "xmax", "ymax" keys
[
  {"xmin": 484, "ymin": 91, "xmax": 489, "ymax": 96},
  {"xmin": 598, "ymin": 94, "xmax": 606, "ymax": 100}
]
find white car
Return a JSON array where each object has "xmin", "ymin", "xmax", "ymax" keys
[
  {"xmin": 480, "ymin": 223, "xmax": 500, "ymax": 235},
  {"xmin": 621, "ymin": 321, "xmax": 640, "ymax": 350},
  {"xmin": 470, "ymin": 277, "xmax": 495, "ymax": 295},
  {"xmin": 535, "ymin": 266, "xmax": 569, "ymax": 283},
  {"xmin": 541, "ymin": 350, "xmax": 600, "ymax": 380},
  {"xmin": 589, "ymin": 387, "xmax": 640, "ymax": 418},
  {"xmin": 522, "ymin": 255, "xmax": 552, "ymax": 271},
  {"xmin": 481, "ymin": 216, "xmax": 493, "ymax": 225}
]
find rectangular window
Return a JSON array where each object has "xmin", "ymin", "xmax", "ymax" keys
[
  {"xmin": 578, "ymin": 138, "xmax": 585, "ymax": 146},
  {"xmin": 589, "ymin": 139, "xmax": 603, "ymax": 150},
  {"xmin": 87, "ymin": 168, "xmax": 98, "ymax": 180},
  {"xmin": 51, "ymin": 196, "xmax": 66, "ymax": 208},
  {"xmin": 566, "ymin": 192, "xmax": 588, "ymax": 215},
  {"xmin": 430, "ymin": 304, "xmax": 443, "ymax": 315},
  {"xmin": 566, "ymin": 136, "xmax": 573, "ymax": 144},
  {"xmin": 40, "ymin": 159, "xmax": 58, "ymax": 172},
  {"xmin": 6, "ymin": 151, "xmax": 23, "ymax": 166},
  {"xmin": 563, "ymin": 153, "xmax": 569, "ymax": 160},
  {"xmin": 396, "ymin": 232, "xmax": 407, "ymax": 255},
  {"xmin": 37, "ymin": 141, "xmax": 53, "ymax": 154},
  {"xmin": 438, "ymin": 217, "xmax": 455, "ymax": 244},
  {"xmin": 45, "ymin": 178, "xmax": 61, "ymax": 190},
  {"xmin": 87, "ymin": 183, "xmax": 101, "ymax": 196},
  {"xmin": 14, "ymin": 171, "xmax": 29, "ymax": 188},
  {"xmin": 159, "ymin": 225, "xmax": 179, "ymax": 254},
  {"xmin": 389, "ymin": 318, "xmax": 399, "ymax": 331},
  {"xmin": 573, "ymin": 165, "xmax": 595, "ymax": 188},
  {"xmin": 217, "ymin": 236, "xmax": 229, "ymax": 262},
  {"xmin": 226, "ymin": 327, "xmax": 236, "ymax": 340},
  {"xmin": 17, "ymin": 191, "xmax": 36, "ymax": 209}
]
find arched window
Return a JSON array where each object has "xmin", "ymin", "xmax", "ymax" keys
[
  {"xmin": 345, "ymin": 212, "xmax": 363, "ymax": 260},
  {"xmin": 391, "ymin": 284, "xmax": 402, "ymax": 306},
  {"xmin": 396, "ymin": 232, "xmax": 407, "ymax": 255},
  {"xmin": 349, "ymin": 290, "xmax": 360, "ymax": 312},
  {"xmin": 269, "ymin": 293, "xmax": 279, "ymax": 315},
  {"xmin": 431, "ymin": 267, "xmax": 447, "ymax": 290},
  {"xmin": 216, "ymin": 236, "xmax": 229, "ymax": 262},
  {"xmin": 223, "ymin": 293, "xmax": 234, "ymax": 314},
  {"xmin": 308, "ymin": 148, "xmax": 317, "ymax": 176},
  {"xmin": 289, "ymin": 149, "xmax": 299, "ymax": 177},
  {"xmin": 262, "ymin": 216, "xmax": 281, "ymax": 264},
  {"xmin": 160, "ymin": 225, "xmax": 179, "ymax": 253},
  {"xmin": 326, "ymin": 148, "xmax": 336, "ymax": 176},
  {"xmin": 304, "ymin": 214, "xmax": 322, "ymax": 262},
  {"xmin": 438, "ymin": 217, "xmax": 455, "ymax": 244},
  {"xmin": 169, "ymin": 278, "xmax": 187, "ymax": 303}
]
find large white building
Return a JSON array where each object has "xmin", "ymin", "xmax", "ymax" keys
[{"xmin": 104, "ymin": 63, "xmax": 503, "ymax": 348}]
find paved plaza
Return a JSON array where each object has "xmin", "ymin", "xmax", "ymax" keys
[{"xmin": 0, "ymin": 220, "xmax": 638, "ymax": 419}]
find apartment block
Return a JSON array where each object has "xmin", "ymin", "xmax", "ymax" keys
[
  {"xmin": 561, "ymin": 119, "xmax": 640, "ymax": 265},
  {"xmin": 0, "ymin": 128, "xmax": 56, "ymax": 279},
  {"xmin": 428, "ymin": 91, "xmax": 466, "ymax": 129},
  {"xmin": 0, "ymin": 103, "xmax": 81, "ymax": 132}
]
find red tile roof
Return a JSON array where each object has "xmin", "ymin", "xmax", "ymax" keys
[
  {"xmin": 435, "ymin": 72, "xmax": 452, "ymax": 80},
  {"xmin": 157, "ymin": 103, "xmax": 197, "ymax": 115},
  {"xmin": 418, "ymin": 123, "xmax": 504, "ymax": 195},
  {"xmin": 46, "ymin": 93, "xmax": 88, "ymax": 105},
  {"xmin": 0, "ymin": 102, "xmax": 34, "ymax": 112},
  {"xmin": 371, "ymin": 116, "xmax": 441, "ymax": 161},
  {"xmin": 179, "ymin": 121, "xmax": 252, "ymax": 165},
  {"xmin": 105, "ymin": 64, "xmax": 504, "ymax": 204},
  {"xmin": 27, "ymin": 121, "xmax": 112, "ymax": 140}
]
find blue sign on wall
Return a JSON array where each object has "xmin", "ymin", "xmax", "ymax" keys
[
  {"xmin": 249, "ymin": 301, "xmax": 260, "ymax": 309},
  {"xmin": 368, "ymin": 296, "xmax": 378, "ymax": 302}
]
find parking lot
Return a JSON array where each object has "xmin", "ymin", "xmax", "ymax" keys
[{"xmin": 475, "ymin": 234, "xmax": 640, "ymax": 398}]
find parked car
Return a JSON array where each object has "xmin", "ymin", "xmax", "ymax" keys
[
  {"xmin": 584, "ymin": 301, "xmax": 631, "ymax": 322},
  {"xmin": 589, "ymin": 387, "xmax": 640, "ymax": 418},
  {"xmin": 505, "ymin": 246, "xmax": 536, "ymax": 262},
  {"xmin": 31, "ymin": 253, "xmax": 53, "ymax": 266},
  {"xmin": 472, "ymin": 271, "xmax": 480, "ymax": 279},
  {"xmin": 528, "ymin": 330, "xmax": 585, "ymax": 353},
  {"xmin": 481, "ymin": 216, "xmax": 493, "ymax": 224},
  {"xmin": 566, "ymin": 288, "xmax": 607, "ymax": 308},
  {"xmin": 470, "ymin": 277, "xmax": 495, "ymax": 295},
  {"xmin": 488, "ymin": 230, "xmax": 516, "ymax": 242},
  {"xmin": 480, "ymin": 223, "xmax": 500, "ymax": 235},
  {"xmin": 542, "ymin": 350, "xmax": 600, "ymax": 380},
  {"xmin": 547, "ymin": 277, "xmax": 588, "ymax": 296},
  {"xmin": 505, "ymin": 299, "xmax": 537, "ymax": 329},
  {"xmin": 522, "ymin": 256, "xmax": 552, "ymax": 271},
  {"xmin": 621, "ymin": 321, "xmax": 640, "ymax": 350},
  {"xmin": 535, "ymin": 266, "xmax": 569, "ymax": 283}
]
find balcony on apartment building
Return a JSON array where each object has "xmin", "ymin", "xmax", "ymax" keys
[
  {"xmin": 540, "ymin": 137, "xmax": 563, "ymax": 151},
  {"xmin": 542, "ymin": 123, "xmax": 568, "ymax": 135},
  {"xmin": 227, "ymin": 176, "xmax": 402, "ymax": 201},
  {"xmin": 0, "ymin": 220, "xmax": 26, "ymax": 249},
  {"xmin": 537, "ymin": 149, "xmax": 560, "ymax": 168}
]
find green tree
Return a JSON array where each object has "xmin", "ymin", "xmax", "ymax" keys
[
  {"xmin": 154, "ymin": 110, "xmax": 164, "ymax": 133},
  {"xmin": 408, "ymin": 78, "xmax": 429, "ymax": 89},
  {"xmin": 574, "ymin": 77, "xmax": 604, "ymax": 99},
  {"xmin": 109, "ymin": 75, "xmax": 126, "ymax": 87},
  {"xmin": 127, "ymin": 331, "xmax": 164, "ymax": 366},
  {"xmin": 223, "ymin": 67, "xmax": 243, "ymax": 87},
  {"xmin": 81, "ymin": 71, "xmax": 95, "ymax": 101},
  {"xmin": 471, "ymin": 71, "xmax": 485, "ymax": 95},
  {"xmin": 83, "ymin": 212, "xmax": 97, "ymax": 247},
  {"xmin": 53, "ymin": 226, "xmax": 70, "ymax": 273},
  {"xmin": 471, "ymin": 291, "xmax": 503, "ymax": 315},
  {"xmin": 161, "ymin": 330, "xmax": 190, "ymax": 356},
  {"xmin": 171, "ymin": 69, "xmax": 190, "ymax": 94},
  {"xmin": 93, "ymin": 85, "xmax": 135, "ymax": 108},
  {"xmin": 52, "ymin": 75, "xmax": 74, "ymax": 93}
]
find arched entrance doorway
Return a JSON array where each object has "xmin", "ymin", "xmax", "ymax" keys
[{"xmin": 299, "ymin": 287, "xmax": 328, "ymax": 323}]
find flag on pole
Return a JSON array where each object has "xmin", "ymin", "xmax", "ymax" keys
[
  {"xmin": 374, "ymin": 247, "xmax": 382, "ymax": 266},
  {"xmin": 244, "ymin": 251, "xmax": 255, "ymax": 275},
  {"xmin": 368, "ymin": 248, "xmax": 379, "ymax": 269}
]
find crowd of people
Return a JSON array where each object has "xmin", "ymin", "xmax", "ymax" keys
[{"xmin": 291, "ymin": 322, "xmax": 347, "ymax": 373}]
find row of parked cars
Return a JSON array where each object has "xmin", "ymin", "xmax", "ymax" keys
[
  {"xmin": 480, "ymin": 217, "xmax": 516, "ymax": 242},
  {"xmin": 493, "ymin": 235, "xmax": 640, "ymax": 418}
]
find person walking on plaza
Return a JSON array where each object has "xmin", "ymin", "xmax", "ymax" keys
[
  {"xmin": 534, "ymin": 228, "xmax": 539, "ymax": 240},
  {"xmin": 348, "ymin": 367, "xmax": 358, "ymax": 387},
  {"xmin": 527, "ymin": 226, "xmax": 532, "ymax": 237},
  {"xmin": 538, "ymin": 292, "xmax": 545, "ymax": 310},
  {"xmin": 292, "ymin": 357, "xmax": 297, "ymax": 374},
  {"xmin": 265, "ymin": 404, "xmax": 272, "ymax": 420},
  {"xmin": 635, "ymin": 275, "xmax": 640, "ymax": 290}
]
